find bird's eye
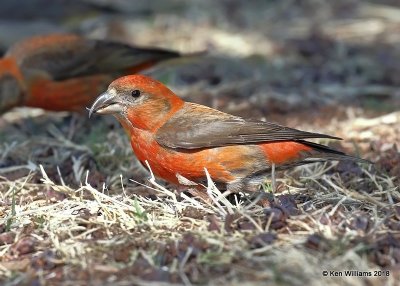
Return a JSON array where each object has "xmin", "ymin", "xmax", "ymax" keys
[{"xmin": 131, "ymin": 90, "xmax": 141, "ymax": 98}]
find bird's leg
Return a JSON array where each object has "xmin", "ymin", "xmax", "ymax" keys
[{"xmin": 271, "ymin": 163, "xmax": 276, "ymax": 193}]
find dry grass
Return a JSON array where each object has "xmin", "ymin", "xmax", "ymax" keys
[{"xmin": 0, "ymin": 109, "xmax": 399, "ymax": 285}]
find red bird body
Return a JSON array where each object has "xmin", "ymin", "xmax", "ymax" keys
[
  {"xmin": 90, "ymin": 75, "xmax": 367, "ymax": 192},
  {"xmin": 0, "ymin": 34, "xmax": 181, "ymax": 113}
]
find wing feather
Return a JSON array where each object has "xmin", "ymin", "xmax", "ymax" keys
[
  {"xmin": 7, "ymin": 34, "xmax": 180, "ymax": 80},
  {"xmin": 156, "ymin": 103, "xmax": 341, "ymax": 149}
]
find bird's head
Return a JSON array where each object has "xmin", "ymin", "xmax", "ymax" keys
[
  {"xmin": 0, "ymin": 58, "xmax": 25, "ymax": 113},
  {"xmin": 89, "ymin": 75, "xmax": 184, "ymax": 131}
]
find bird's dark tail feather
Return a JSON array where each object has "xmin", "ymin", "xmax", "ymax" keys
[{"xmin": 297, "ymin": 140, "xmax": 372, "ymax": 164}]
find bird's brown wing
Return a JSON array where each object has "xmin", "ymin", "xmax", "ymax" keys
[
  {"xmin": 156, "ymin": 103, "xmax": 341, "ymax": 149},
  {"xmin": 6, "ymin": 34, "xmax": 181, "ymax": 80}
]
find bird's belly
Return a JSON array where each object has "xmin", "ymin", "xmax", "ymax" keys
[
  {"xmin": 27, "ymin": 75, "xmax": 110, "ymax": 111},
  {"xmin": 130, "ymin": 132, "xmax": 267, "ymax": 185}
]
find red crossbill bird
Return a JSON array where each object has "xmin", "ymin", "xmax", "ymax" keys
[
  {"xmin": 0, "ymin": 34, "xmax": 182, "ymax": 113},
  {"xmin": 89, "ymin": 75, "xmax": 368, "ymax": 192}
]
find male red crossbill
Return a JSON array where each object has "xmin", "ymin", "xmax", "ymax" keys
[
  {"xmin": 0, "ymin": 34, "xmax": 181, "ymax": 113},
  {"xmin": 89, "ymin": 75, "xmax": 368, "ymax": 192}
]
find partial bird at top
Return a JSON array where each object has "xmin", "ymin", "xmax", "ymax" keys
[{"xmin": 0, "ymin": 34, "xmax": 188, "ymax": 113}]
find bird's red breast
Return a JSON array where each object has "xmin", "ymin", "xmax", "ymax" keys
[{"xmin": 26, "ymin": 75, "xmax": 111, "ymax": 111}]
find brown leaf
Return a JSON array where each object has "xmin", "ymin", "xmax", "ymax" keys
[
  {"xmin": 249, "ymin": 232, "xmax": 276, "ymax": 249},
  {"xmin": 348, "ymin": 213, "xmax": 370, "ymax": 233},
  {"xmin": 207, "ymin": 215, "xmax": 221, "ymax": 232},
  {"xmin": 0, "ymin": 232, "xmax": 15, "ymax": 245},
  {"xmin": 12, "ymin": 236, "xmax": 37, "ymax": 256},
  {"xmin": 304, "ymin": 233, "xmax": 330, "ymax": 251},
  {"xmin": 264, "ymin": 206, "xmax": 287, "ymax": 229}
]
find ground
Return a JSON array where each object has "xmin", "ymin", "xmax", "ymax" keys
[{"xmin": 0, "ymin": 1, "xmax": 399, "ymax": 285}]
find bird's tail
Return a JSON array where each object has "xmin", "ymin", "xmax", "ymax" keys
[{"xmin": 297, "ymin": 140, "xmax": 371, "ymax": 164}]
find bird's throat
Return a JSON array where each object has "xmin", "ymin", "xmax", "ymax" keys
[{"xmin": 125, "ymin": 97, "xmax": 184, "ymax": 132}]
